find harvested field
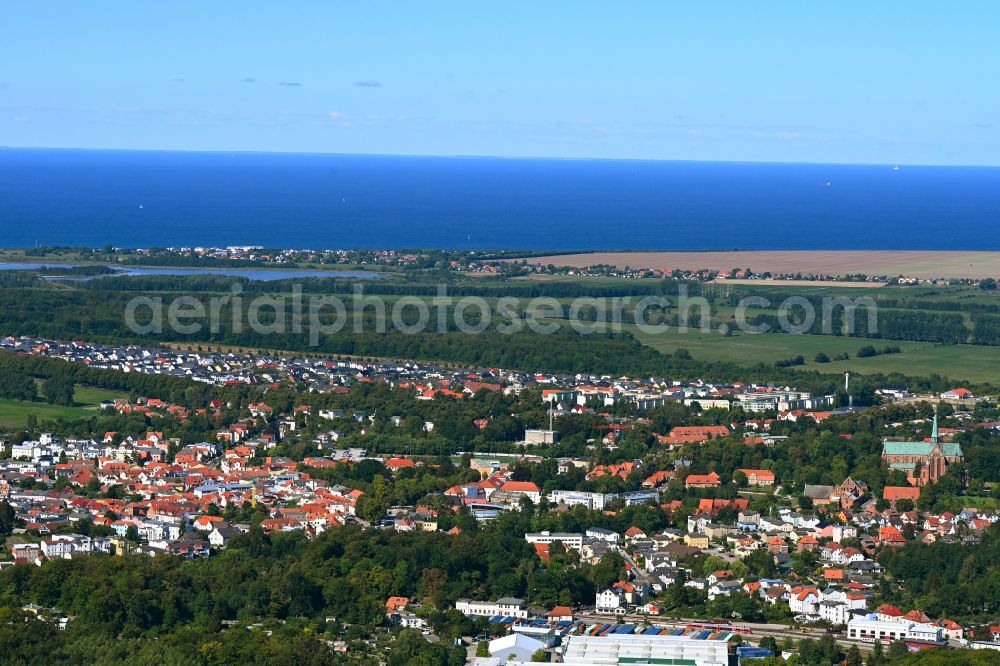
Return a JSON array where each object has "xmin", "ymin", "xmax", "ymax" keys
[
  {"xmin": 522, "ymin": 251, "xmax": 1000, "ymax": 280},
  {"xmin": 711, "ymin": 278, "xmax": 883, "ymax": 288}
]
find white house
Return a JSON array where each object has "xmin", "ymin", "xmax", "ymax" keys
[
  {"xmin": 789, "ymin": 588, "xmax": 820, "ymax": 616},
  {"xmin": 708, "ymin": 580, "xmax": 742, "ymax": 601},
  {"xmin": 497, "ymin": 482, "xmax": 542, "ymax": 504},
  {"xmin": 821, "ymin": 588, "xmax": 867, "ymax": 611},
  {"xmin": 585, "ymin": 527, "xmax": 620, "ymax": 544},
  {"xmin": 456, "ymin": 598, "xmax": 528, "ymax": 619},
  {"xmin": 207, "ymin": 525, "xmax": 241, "ymax": 548},
  {"xmin": 595, "ymin": 588, "xmax": 627, "ymax": 615},
  {"xmin": 819, "ymin": 601, "xmax": 851, "ymax": 625},
  {"xmin": 390, "ymin": 612, "xmax": 428, "ymax": 630},
  {"xmin": 830, "ymin": 525, "xmax": 858, "ymax": 543}
]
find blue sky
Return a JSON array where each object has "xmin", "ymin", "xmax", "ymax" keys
[{"xmin": 1, "ymin": 2, "xmax": 997, "ymax": 165}]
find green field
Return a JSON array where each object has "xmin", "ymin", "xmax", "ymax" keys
[
  {"xmin": 628, "ymin": 325, "xmax": 1000, "ymax": 385},
  {"xmin": 0, "ymin": 384, "xmax": 128, "ymax": 430},
  {"xmin": 954, "ymin": 496, "xmax": 1000, "ymax": 510}
]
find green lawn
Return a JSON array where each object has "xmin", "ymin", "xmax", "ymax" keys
[
  {"xmin": 0, "ymin": 399, "xmax": 94, "ymax": 429},
  {"xmin": 0, "ymin": 383, "xmax": 129, "ymax": 430},
  {"xmin": 70, "ymin": 385, "xmax": 128, "ymax": 406},
  {"xmin": 628, "ymin": 325, "xmax": 1000, "ymax": 385},
  {"xmin": 955, "ymin": 496, "xmax": 1000, "ymax": 510}
]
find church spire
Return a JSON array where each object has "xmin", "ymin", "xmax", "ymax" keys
[{"xmin": 931, "ymin": 414, "xmax": 939, "ymax": 443}]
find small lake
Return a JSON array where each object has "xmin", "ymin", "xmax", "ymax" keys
[{"xmin": 0, "ymin": 262, "xmax": 384, "ymax": 281}]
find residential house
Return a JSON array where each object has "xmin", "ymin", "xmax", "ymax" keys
[
  {"xmin": 738, "ymin": 469, "xmax": 776, "ymax": 486},
  {"xmin": 208, "ymin": 524, "xmax": 241, "ymax": 548},
  {"xmin": 684, "ymin": 532, "xmax": 709, "ymax": 549},
  {"xmin": 789, "ymin": 587, "xmax": 820, "ymax": 616},
  {"xmin": 585, "ymin": 527, "xmax": 620, "ymax": 544},
  {"xmin": 497, "ymin": 481, "xmax": 542, "ymax": 504},
  {"xmin": 664, "ymin": 425, "xmax": 730, "ymax": 446},
  {"xmin": 596, "ymin": 588, "xmax": 628, "ymax": 615},
  {"xmin": 548, "ymin": 605, "xmax": 574, "ymax": 622},
  {"xmin": 709, "ymin": 580, "xmax": 742, "ymax": 600},
  {"xmin": 685, "ymin": 472, "xmax": 721, "ymax": 489}
]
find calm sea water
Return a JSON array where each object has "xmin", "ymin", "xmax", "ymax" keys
[{"xmin": 2, "ymin": 149, "xmax": 998, "ymax": 250}]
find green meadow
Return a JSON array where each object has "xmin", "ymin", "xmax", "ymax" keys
[
  {"xmin": 628, "ymin": 325, "xmax": 1000, "ymax": 386},
  {"xmin": 0, "ymin": 383, "xmax": 128, "ymax": 430}
]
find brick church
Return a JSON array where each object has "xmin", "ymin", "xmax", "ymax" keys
[{"xmin": 881, "ymin": 416, "xmax": 963, "ymax": 486}]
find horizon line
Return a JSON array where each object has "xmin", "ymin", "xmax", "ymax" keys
[{"xmin": 2, "ymin": 144, "xmax": 999, "ymax": 170}]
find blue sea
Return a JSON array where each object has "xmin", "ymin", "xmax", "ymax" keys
[{"xmin": 1, "ymin": 148, "xmax": 999, "ymax": 250}]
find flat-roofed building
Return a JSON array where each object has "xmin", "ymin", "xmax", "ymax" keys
[
  {"xmin": 456, "ymin": 597, "xmax": 528, "ymax": 619},
  {"xmin": 525, "ymin": 531, "xmax": 583, "ymax": 550},
  {"xmin": 561, "ymin": 633, "xmax": 731, "ymax": 666},
  {"xmin": 547, "ymin": 490, "xmax": 606, "ymax": 510},
  {"xmin": 847, "ymin": 616, "xmax": 944, "ymax": 644},
  {"xmin": 523, "ymin": 429, "xmax": 558, "ymax": 445}
]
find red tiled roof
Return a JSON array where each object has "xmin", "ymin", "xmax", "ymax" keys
[
  {"xmin": 883, "ymin": 486, "xmax": 920, "ymax": 501},
  {"xmin": 500, "ymin": 481, "xmax": 541, "ymax": 493}
]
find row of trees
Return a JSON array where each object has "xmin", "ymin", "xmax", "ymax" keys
[
  {"xmin": 0, "ymin": 367, "xmax": 37, "ymax": 401},
  {"xmin": 0, "ymin": 284, "xmax": 988, "ymax": 398},
  {"xmin": 0, "ymin": 366, "xmax": 72, "ymax": 405}
]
